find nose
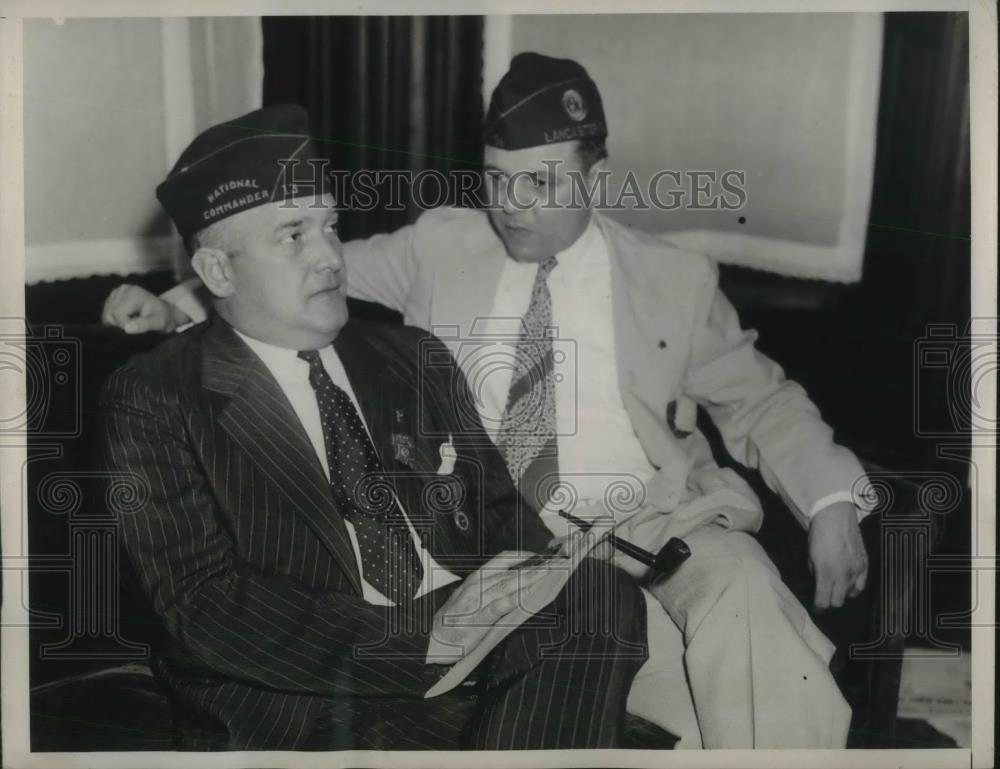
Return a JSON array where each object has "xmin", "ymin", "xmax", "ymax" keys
[
  {"xmin": 501, "ymin": 187, "xmax": 521, "ymax": 216},
  {"xmin": 498, "ymin": 177, "xmax": 527, "ymax": 216},
  {"xmin": 314, "ymin": 232, "xmax": 344, "ymax": 274}
]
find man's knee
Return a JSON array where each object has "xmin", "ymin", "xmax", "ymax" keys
[
  {"xmin": 680, "ymin": 529, "xmax": 778, "ymax": 590},
  {"xmin": 647, "ymin": 529, "xmax": 786, "ymax": 633},
  {"xmin": 712, "ymin": 531, "xmax": 781, "ymax": 589}
]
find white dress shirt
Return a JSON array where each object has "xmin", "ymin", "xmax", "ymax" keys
[
  {"xmin": 235, "ymin": 329, "xmax": 460, "ymax": 605},
  {"xmin": 476, "ymin": 218, "xmax": 860, "ymax": 532},
  {"xmin": 479, "ymin": 219, "xmax": 657, "ymax": 535}
]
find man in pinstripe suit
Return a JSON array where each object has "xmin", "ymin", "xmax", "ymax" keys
[{"xmin": 100, "ymin": 106, "xmax": 648, "ymax": 751}]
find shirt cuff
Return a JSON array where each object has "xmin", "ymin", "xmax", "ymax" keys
[
  {"xmin": 162, "ymin": 278, "xmax": 208, "ymax": 330},
  {"xmin": 807, "ymin": 491, "xmax": 874, "ymax": 523}
]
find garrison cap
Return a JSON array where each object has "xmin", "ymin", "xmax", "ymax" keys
[
  {"xmin": 156, "ymin": 104, "xmax": 325, "ymax": 239},
  {"xmin": 483, "ymin": 52, "xmax": 607, "ymax": 150}
]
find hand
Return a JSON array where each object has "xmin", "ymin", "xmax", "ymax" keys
[
  {"xmin": 426, "ymin": 550, "xmax": 554, "ymax": 665},
  {"xmin": 808, "ymin": 502, "xmax": 868, "ymax": 611},
  {"xmin": 101, "ymin": 284, "xmax": 190, "ymax": 334}
]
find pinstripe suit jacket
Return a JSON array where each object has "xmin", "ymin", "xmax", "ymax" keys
[{"xmin": 100, "ymin": 314, "xmax": 552, "ymax": 750}]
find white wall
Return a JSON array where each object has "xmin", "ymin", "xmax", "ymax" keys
[
  {"xmin": 493, "ymin": 13, "xmax": 883, "ymax": 281},
  {"xmin": 23, "ymin": 17, "xmax": 262, "ymax": 284},
  {"xmin": 24, "ymin": 19, "xmax": 170, "ymax": 247}
]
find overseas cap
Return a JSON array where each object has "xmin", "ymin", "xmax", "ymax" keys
[
  {"xmin": 483, "ymin": 52, "xmax": 607, "ymax": 150},
  {"xmin": 156, "ymin": 104, "xmax": 324, "ymax": 239}
]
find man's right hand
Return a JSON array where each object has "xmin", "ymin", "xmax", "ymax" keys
[
  {"xmin": 101, "ymin": 284, "xmax": 190, "ymax": 334},
  {"xmin": 426, "ymin": 550, "xmax": 558, "ymax": 665}
]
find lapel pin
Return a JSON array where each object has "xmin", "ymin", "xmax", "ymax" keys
[{"xmin": 391, "ymin": 432, "xmax": 415, "ymax": 466}]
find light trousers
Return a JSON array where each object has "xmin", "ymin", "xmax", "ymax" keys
[{"xmin": 624, "ymin": 523, "xmax": 852, "ymax": 749}]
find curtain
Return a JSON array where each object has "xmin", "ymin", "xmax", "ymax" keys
[
  {"xmin": 261, "ymin": 16, "xmax": 484, "ymax": 241},
  {"xmin": 862, "ymin": 12, "xmax": 970, "ymax": 332},
  {"xmin": 186, "ymin": 18, "xmax": 265, "ymax": 137}
]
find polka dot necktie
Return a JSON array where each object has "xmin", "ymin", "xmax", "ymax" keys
[
  {"xmin": 298, "ymin": 349, "xmax": 423, "ymax": 604},
  {"xmin": 494, "ymin": 256, "xmax": 560, "ymax": 512}
]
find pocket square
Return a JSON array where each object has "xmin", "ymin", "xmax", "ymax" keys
[{"xmin": 436, "ymin": 434, "xmax": 457, "ymax": 475}]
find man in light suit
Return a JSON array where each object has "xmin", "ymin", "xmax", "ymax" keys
[
  {"xmin": 99, "ymin": 105, "xmax": 651, "ymax": 751},
  {"xmin": 103, "ymin": 55, "xmax": 870, "ymax": 747}
]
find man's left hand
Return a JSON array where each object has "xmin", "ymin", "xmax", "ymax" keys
[{"xmin": 808, "ymin": 502, "xmax": 868, "ymax": 611}]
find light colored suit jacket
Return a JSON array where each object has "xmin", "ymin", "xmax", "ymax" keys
[{"xmin": 343, "ymin": 207, "xmax": 868, "ymax": 544}]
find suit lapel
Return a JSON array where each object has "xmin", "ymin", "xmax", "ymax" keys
[
  {"xmin": 334, "ymin": 325, "xmax": 454, "ymax": 553},
  {"xmin": 332, "ymin": 326, "xmax": 425, "ymax": 512},
  {"xmin": 595, "ymin": 213, "xmax": 667, "ymax": 393},
  {"xmin": 333, "ymin": 324, "xmax": 395, "ymax": 466},
  {"xmin": 201, "ymin": 317, "xmax": 363, "ymax": 596},
  {"xmin": 596, "ymin": 214, "xmax": 691, "ymax": 489}
]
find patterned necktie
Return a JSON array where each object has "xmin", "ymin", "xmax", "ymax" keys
[
  {"xmin": 298, "ymin": 349, "xmax": 423, "ymax": 604},
  {"xmin": 495, "ymin": 256, "xmax": 560, "ymax": 511}
]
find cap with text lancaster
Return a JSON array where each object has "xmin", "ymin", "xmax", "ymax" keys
[
  {"xmin": 483, "ymin": 52, "xmax": 607, "ymax": 151},
  {"xmin": 155, "ymin": 104, "xmax": 324, "ymax": 239}
]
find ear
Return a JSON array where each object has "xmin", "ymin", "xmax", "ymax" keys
[{"xmin": 191, "ymin": 248, "xmax": 235, "ymax": 299}]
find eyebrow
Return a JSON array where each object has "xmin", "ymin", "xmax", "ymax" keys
[
  {"xmin": 274, "ymin": 218, "xmax": 305, "ymax": 233},
  {"xmin": 483, "ymin": 165, "xmax": 547, "ymax": 180},
  {"xmin": 274, "ymin": 210, "xmax": 339, "ymax": 232}
]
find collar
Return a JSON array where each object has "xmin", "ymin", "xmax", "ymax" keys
[
  {"xmin": 552, "ymin": 216, "xmax": 606, "ymax": 279},
  {"xmin": 233, "ymin": 328, "xmax": 307, "ymax": 377},
  {"xmin": 556, "ymin": 215, "xmax": 598, "ymax": 259},
  {"xmin": 232, "ymin": 328, "xmax": 350, "ymax": 386}
]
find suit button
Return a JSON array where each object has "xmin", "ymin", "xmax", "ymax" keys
[{"xmin": 658, "ymin": 340, "xmax": 667, "ymax": 349}]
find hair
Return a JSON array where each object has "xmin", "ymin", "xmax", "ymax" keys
[
  {"xmin": 576, "ymin": 137, "xmax": 609, "ymax": 173},
  {"xmin": 182, "ymin": 217, "xmax": 239, "ymax": 259},
  {"xmin": 182, "ymin": 233, "xmax": 199, "ymax": 258}
]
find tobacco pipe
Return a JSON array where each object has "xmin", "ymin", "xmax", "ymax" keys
[{"xmin": 557, "ymin": 509, "xmax": 691, "ymax": 577}]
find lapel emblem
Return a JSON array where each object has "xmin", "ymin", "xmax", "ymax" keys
[{"xmin": 391, "ymin": 432, "xmax": 416, "ymax": 467}]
